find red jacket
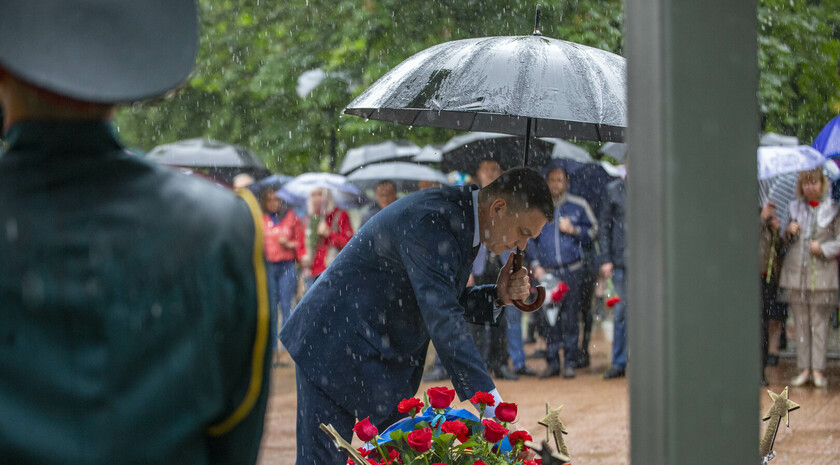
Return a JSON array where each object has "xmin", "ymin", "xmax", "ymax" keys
[
  {"xmin": 263, "ymin": 210, "xmax": 305, "ymax": 263},
  {"xmin": 308, "ymin": 208, "xmax": 353, "ymax": 276}
]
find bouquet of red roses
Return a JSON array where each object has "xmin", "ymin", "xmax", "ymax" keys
[{"xmin": 345, "ymin": 386, "xmax": 542, "ymax": 465}]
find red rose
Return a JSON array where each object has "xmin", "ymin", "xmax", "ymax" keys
[
  {"xmin": 551, "ymin": 281, "xmax": 570, "ymax": 303},
  {"xmin": 810, "ymin": 200, "xmax": 820, "ymax": 208},
  {"xmin": 473, "ymin": 461, "xmax": 487, "ymax": 465},
  {"xmin": 427, "ymin": 386, "xmax": 456, "ymax": 409},
  {"xmin": 357, "ymin": 447, "xmax": 371, "ymax": 457},
  {"xmin": 482, "ymin": 419, "xmax": 509, "ymax": 443},
  {"xmin": 441, "ymin": 419, "xmax": 470, "ymax": 443},
  {"xmin": 353, "ymin": 417, "xmax": 378, "ymax": 442},
  {"xmin": 606, "ymin": 296, "xmax": 622, "ymax": 308},
  {"xmin": 509, "ymin": 430, "xmax": 532, "ymax": 445},
  {"xmin": 494, "ymin": 402, "xmax": 518, "ymax": 422},
  {"xmin": 397, "ymin": 397, "xmax": 424, "ymax": 415},
  {"xmin": 407, "ymin": 427, "xmax": 432, "ymax": 452},
  {"xmin": 469, "ymin": 391, "xmax": 496, "ymax": 406},
  {"xmin": 388, "ymin": 448, "xmax": 401, "ymax": 462}
]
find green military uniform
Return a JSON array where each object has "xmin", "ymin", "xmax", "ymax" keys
[{"xmin": 0, "ymin": 121, "xmax": 273, "ymax": 464}]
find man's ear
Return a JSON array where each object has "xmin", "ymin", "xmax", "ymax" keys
[{"xmin": 491, "ymin": 197, "xmax": 507, "ymax": 216}]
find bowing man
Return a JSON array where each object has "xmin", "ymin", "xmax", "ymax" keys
[{"xmin": 281, "ymin": 167, "xmax": 553, "ymax": 465}]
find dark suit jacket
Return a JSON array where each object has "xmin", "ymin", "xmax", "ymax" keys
[
  {"xmin": 597, "ymin": 178, "xmax": 626, "ymax": 269},
  {"xmin": 281, "ymin": 186, "xmax": 497, "ymax": 423}
]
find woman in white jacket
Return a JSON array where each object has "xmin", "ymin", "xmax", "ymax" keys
[{"xmin": 779, "ymin": 168, "xmax": 840, "ymax": 388}]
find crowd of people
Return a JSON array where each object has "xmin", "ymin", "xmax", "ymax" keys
[
  {"xmin": 3, "ymin": 2, "xmax": 834, "ymax": 465},
  {"xmin": 242, "ymin": 154, "xmax": 631, "ymax": 385}
]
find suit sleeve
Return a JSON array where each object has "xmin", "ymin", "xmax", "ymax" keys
[
  {"xmin": 206, "ymin": 192, "xmax": 273, "ymax": 465},
  {"xmin": 597, "ymin": 191, "xmax": 613, "ymax": 266},
  {"xmin": 397, "ymin": 217, "xmax": 496, "ymax": 402}
]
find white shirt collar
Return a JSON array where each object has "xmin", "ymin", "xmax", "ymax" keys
[{"xmin": 472, "ymin": 188, "xmax": 480, "ymax": 247}]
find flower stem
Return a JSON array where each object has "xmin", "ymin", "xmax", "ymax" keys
[{"xmin": 766, "ymin": 231, "xmax": 776, "ymax": 285}]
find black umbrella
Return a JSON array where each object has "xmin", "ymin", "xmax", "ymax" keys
[
  {"xmin": 146, "ymin": 138, "xmax": 270, "ymax": 185},
  {"xmin": 345, "ymin": 7, "xmax": 627, "ymax": 160},
  {"xmin": 338, "ymin": 140, "xmax": 421, "ymax": 175},
  {"xmin": 344, "ymin": 6, "xmax": 627, "ymax": 311}
]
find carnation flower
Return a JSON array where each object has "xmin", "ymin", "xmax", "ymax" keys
[
  {"xmin": 397, "ymin": 397, "xmax": 424, "ymax": 415},
  {"xmin": 509, "ymin": 430, "xmax": 532, "ymax": 444},
  {"xmin": 427, "ymin": 386, "xmax": 456, "ymax": 409},
  {"xmin": 606, "ymin": 295, "xmax": 622, "ymax": 308},
  {"xmin": 440, "ymin": 419, "xmax": 470, "ymax": 443},
  {"xmin": 550, "ymin": 281, "xmax": 570, "ymax": 303},
  {"xmin": 470, "ymin": 391, "xmax": 496, "ymax": 406},
  {"xmin": 810, "ymin": 200, "xmax": 820, "ymax": 208},
  {"xmin": 353, "ymin": 417, "xmax": 378, "ymax": 442}
]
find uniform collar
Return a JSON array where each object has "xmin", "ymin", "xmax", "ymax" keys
[{"xmin": 2, "ymin": 120, "xmax": 122, "ymax": 160}]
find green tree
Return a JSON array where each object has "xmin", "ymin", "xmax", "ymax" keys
[{"xmin": 114, "ymin": 0, "xmax": 622, "ymax": 174}]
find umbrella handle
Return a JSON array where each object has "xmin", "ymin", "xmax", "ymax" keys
[{"xmin": 511, "ymin": 250, "xmax": 546, "ymax": 313}]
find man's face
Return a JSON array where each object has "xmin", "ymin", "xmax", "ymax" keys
[
  {"xmin": 476, "ymin": 160, "xmax": 502, "ymax": 188},
  {"xmin": 482, "ymin": 198, "xmax": 547, "ymax": 254},
  {"xmin": 546, "ymin": 168, "xmax": 568, "ymax": 198},
  {"xmin": 375, "ymin": 183, "xmax": 397, "ymax": 209}
]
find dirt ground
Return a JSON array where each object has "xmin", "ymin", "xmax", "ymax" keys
[{"xmin": 257, "ymin": 320, "xmax": 840, "ymax": 465}]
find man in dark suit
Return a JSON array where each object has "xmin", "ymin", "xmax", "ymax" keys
[
  {"xmin": 281, "ymin": 167, "xmax": 553, "ymax": 465},
  {"xmin": 0, "ymin": 1, "xmax": 272, "ymax": 463}
]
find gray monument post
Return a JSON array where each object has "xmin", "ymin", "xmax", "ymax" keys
[{"xmin": 626, "ymin": 1, "xmax": 759, "ymax": 464}]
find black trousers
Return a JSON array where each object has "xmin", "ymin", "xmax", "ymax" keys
[{"xmin": 294, "ymin": 366, "xmax": 404, "ymax": 465}]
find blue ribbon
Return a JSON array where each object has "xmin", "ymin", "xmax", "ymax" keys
[{"xmin": 370, "ymin": 406, "xmax": 512, "ymax": 453}]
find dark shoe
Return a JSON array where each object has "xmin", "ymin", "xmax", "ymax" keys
[
  {"xmin": 490, "ymin": 365, "xmax": 519, "ymax": 381},
  {"xmin": 423, "ymin": 367, "xmax": 448, "ymax": 382},
  {"xmin": 515, "ymin": 366, "xmax": 537, "ymax": 376},
  {"xmin": 766, "ymin": 354, "xmax": 779, "ymax": 366},
  {"xmin": 538, "ymin": 367, "xmax": 561, "ymax": 379},
  {"xmin": 527, "ymin": 349, "xmax": 547, "ymax": 359},
  {"xmin": 563, "ymin": 366, "xmax": 576, "ymax": 379},
  {"xmin": 577, "ymin": 349, "xmax": 590, "ymax": 368},
  {"xmin": 761, "ymin": 374, "xmax": 769, "ymax": 387},
  {"xmin": 603, "ymin": 367, "xmax": 626, "ymax": 379}
]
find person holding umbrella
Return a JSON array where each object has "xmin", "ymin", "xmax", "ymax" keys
[
  {"xmin": 0, "ymin": 1, "xmax": 272, "ymax": 463},
  {"xmin": 281, "ymin": 167, "xmax": 551, "ymax": 465}
]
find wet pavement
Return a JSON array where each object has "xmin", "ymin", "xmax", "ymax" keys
[{"xmin": 258, "ymin": 317, "xmax": 840, "ymax": 464}]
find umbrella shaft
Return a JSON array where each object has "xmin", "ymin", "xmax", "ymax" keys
[{"xmin": 524, "ymin": 117, "xmax": 532, "ymax": 166}]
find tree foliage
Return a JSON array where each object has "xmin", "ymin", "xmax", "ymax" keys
[{"xmin": 114, "ymin": 0, "xmax": 838, "ymax": 175}]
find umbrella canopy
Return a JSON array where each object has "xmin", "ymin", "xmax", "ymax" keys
[
  {"xmin": 147, "ymin": 138, "xmax": 267, "ymax": 169},
  {"xmin": 339, "ymin": 140, "xmax": 421, "ymax": 175},
  {"xmin": 279, "ymin": 172, "xmax": 369, "ymax": 211},
  {"xmin": 344, "ymin": 33, "xmax": 626, "ymax": 142},
  {"xmin": 813, "ymin": 114, "xmax": 840, "ymax": 158},
  {"xmin": 346, "ymin": 162, "xmax": 450, "ymax": 191},
  {"xmin": 438, "ymin": 132, "xmax": 554, "ymax": 173},
  {"xmin": 760, "ymin": 132, "xmax": 799, "ymax": 147},
  {"xmin": 598, "ymin": 142, "xmax": 626, "ymax": 162},
  {"xmin": 757, "ymin": 145, "xmax": 826, "ymax": 180},
  {"xmin": 547, "ymin": 138, "xmax": 594, "ymax": 163},
  {"xmin": 413, "ymin": 144, "xmax": 444, "ymax": 164}
]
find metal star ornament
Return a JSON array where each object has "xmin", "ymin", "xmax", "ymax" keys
[
  {"xmin": 759, "ymin": 387, "xmax": 800, "ymax": 459},
  {"xmin": 538, "ymin": 402, "xmax": 571, "ymax": 463}
]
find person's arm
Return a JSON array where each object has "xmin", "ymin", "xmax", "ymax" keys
[
  {"xmin": 597, "ymin": 191, "xmax": 613, "ymax": 267},
  {"xmin": 206, "ymin": 192, "xmax": 273, "ymax": 465},
  {"xmin": 327, "ymin": 210, "xmax": 353, "ymax": 250},
  {"xmin": 571, "ymin": 203, "xmax": 596, "ymax": 246},
  {"xmin": 819, "ymin": 211, "xmax": 840, "ymax": 259},
  {"xmin": 396, "ymin": 218, "xmax": 496, "ymax": 405}
]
